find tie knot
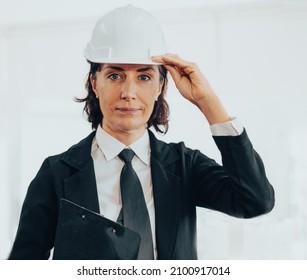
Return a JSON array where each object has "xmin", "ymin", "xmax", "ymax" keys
[{"xmin": 118, "ymin": 149, "xmax": 135, "ymax": 163}]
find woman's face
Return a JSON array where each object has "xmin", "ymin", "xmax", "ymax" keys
[{"xmin": 91, "ymin": 63, "xmax": 162, "ymax": 139}]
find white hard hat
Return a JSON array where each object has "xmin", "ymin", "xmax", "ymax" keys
[{"xmin": 84, "ymin": 5, "xmax": 167, "ymax": 65}]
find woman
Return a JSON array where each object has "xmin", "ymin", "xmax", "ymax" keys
[{"xmin": 9, "ymin": 5, "xmax": 274, "ymax": 260}]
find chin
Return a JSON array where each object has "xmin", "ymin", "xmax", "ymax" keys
[{"xmin": 119, "ymin": 122, "xmax": 146, "ymax": 133}]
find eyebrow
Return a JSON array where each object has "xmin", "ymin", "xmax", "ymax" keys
[{"xmin": 103, "ymin": 66, "xmax": 156, "ymax": 72}]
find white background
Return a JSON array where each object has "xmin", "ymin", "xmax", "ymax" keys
[{"xmin": 0, "ymin": 0, "xmax": 307, "ymax": 260}]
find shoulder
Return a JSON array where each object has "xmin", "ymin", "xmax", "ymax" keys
[
  {"xmin": 148, "ymin": 130, "xmax": 203, "ymax": 163},
  {"xmin": 42, "ymin": 131, "xmax": 96, "ymax": 171}
]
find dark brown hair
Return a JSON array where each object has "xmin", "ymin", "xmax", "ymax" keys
[{"xmin": 76, "ymin": 62, "xmax": 169, "ymax": 133}]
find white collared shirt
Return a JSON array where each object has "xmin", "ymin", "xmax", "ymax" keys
[
  {"xmin": 91, "ymin": 120, "xmax": 243, "ymax": 259},
  {"xmin": 91, "ymin": 126, "xmax": 157, "ymax": 257}
]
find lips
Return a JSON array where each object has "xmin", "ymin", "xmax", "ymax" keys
[{"xmin": 115, "ymin": 107, "xmax": 142, "ymax": 113}]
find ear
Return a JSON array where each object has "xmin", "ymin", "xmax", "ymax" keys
[
  {"xmin": 156, "ymin": 78, "xmax": 165, "ymax": 100},
  {"xmin": 155, "ymin": 92, "xmax": 161, "ymax": 101},
  {"xmin": 90, "ymin": 74, "xmax": 97, "ymax": 94}
]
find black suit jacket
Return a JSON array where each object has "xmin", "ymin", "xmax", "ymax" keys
[{"xmin": 9, "ymin": 129, "xmax": 274, "ymax": 260}]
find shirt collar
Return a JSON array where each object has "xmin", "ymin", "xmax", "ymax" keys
[{"xmin": 95, "ymin": 126, "xmax": 150, "ymax": 165}]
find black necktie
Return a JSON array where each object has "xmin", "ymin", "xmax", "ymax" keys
[{"xmin": 118, "ymin": 149, "xmax": 154, "ymax": 260}]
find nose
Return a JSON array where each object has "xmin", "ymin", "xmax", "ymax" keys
[{"xmin": 120, "ymin": 79, "xmax": 137, "ymax": 100}]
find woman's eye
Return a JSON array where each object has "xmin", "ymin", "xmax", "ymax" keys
[
  {"xmin": 139, "ymin": 75, "xmax": 150, "ymax": 81},
  {"xmin": 108, "ymin": 74, "xmax": 121, "ymax": 80}
]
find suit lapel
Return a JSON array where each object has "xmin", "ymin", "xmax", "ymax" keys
[
  {"xmin": 61, "ymin": 131, "xmax": 100, "ymax": 213},
  {"xmin": 149, "ymin": 131, "xmax": 181, "ymax": 259}
]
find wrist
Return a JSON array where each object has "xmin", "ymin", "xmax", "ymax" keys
[{"xmin": 196, "ymin": 94, "xmax": 230, "ymax": 125}]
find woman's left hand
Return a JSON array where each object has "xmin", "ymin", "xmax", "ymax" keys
[
  {"xmin": 152, "ymin": 54, "xmax": 214, "ymax": 106},
  {"xmin": 152, "ymin": 54, "xmax": 230, "ymax": 125}
]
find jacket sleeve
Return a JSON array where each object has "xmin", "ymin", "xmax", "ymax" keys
[
  {"xmin": 192, "ymin": 129, "xmax": 275, "ymax": 218},
  {"xmin": 8, "ymin": 158, "xmax": 59, "ymax": 260}
]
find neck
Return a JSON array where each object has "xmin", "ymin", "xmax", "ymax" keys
[{"xmin": 101, "ymin": 125, "xmax": 146, "ymax": 146}]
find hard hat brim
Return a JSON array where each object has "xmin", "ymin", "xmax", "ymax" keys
[{"xmin": 84, "ymin": 49, "xmax": 165, "ymax": 65}]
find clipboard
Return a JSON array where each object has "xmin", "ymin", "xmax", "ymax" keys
[{"xmin": 53, "ymin": 198, "xmax": 141, "ymax": 260}]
